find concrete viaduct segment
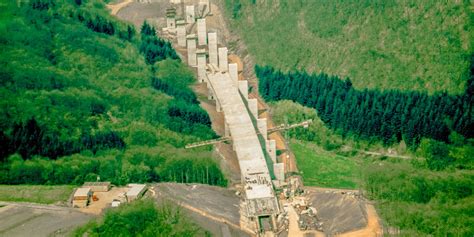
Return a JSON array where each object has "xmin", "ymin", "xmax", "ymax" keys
[{"xmin": 164, "ymin": 0, "xmax": 282, "ymax": 234}]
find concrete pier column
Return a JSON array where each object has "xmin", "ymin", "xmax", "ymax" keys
[
  {"xmin": 229, "ymin": 63, "xmax": 238, "ymax": 86},
  {"xmin": 185, "ymin": 5, "xmax": 195, "ymax": 23},
  {"xmin": 266, "ymin": 140, "xmax": 277, "ymax": 163},
  {"xmin": 208, "ymin": 90, "xmax": 213, "ymax": 100},
  {"xmin": 208, "ymin": 32, "xmax": 218, "ymax": 66},
  {"xmin": 225, "ymin": 119, "xmax": 230, "ymax": 137},
  {"xmin": 197, "ymin": 18, "xmax": 207, "ymax": 46},
  {"xmin": 218, "ymin": 47, "xmax": 228, "ymax": 71},
  {"xmin": 196, "ymin": 49, "xmax": 207, "ymax": 83},
  {"xmin": 247, "ymin": 98, "xmax": 258, "ymax": 119},
  {"xmin": 271, "ymin": 214, "xmax": 278, "ymax": 231},
  {"xmin": 166, "ymin": 8, "xmax": 176, "ymax": 29},
  {"xmin": 186, "ymin": 34, "xmax": 197, "ymax": 66},
  {"xmin": 273, "ymin": 163, "xmax": 285, "ymax": 181},
  {"xmin": 238, "ymin": 80, "xmax": 248, "ymax": 101},
  {"xmin": 199, "ymin": 0, "xmax": 211, "ymax": 14},
  {"xmin": 216, "ymin": 100, "xmax": 222, "ymax": 112},
  {"xmin": 257, "ymin": 118, "xmax": 267, "ymax": 140},
  {"xmin": 176, "ymin": 20, "xmax": 186, "ymax": 47}
]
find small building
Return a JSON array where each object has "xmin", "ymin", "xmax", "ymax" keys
[
  {"xmin": 82, "ymin": 182, "xmax": 111, "ymax": 192},
  {"xmin": 125, "ymin": 184, "xmax": 147, "ymax": 203},
  {"xmin": 72, "ymin": 187, "xmax": 92, "ymax": 208}
]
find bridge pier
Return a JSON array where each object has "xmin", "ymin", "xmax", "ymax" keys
[
  {"xmin": 247, "ymin": 98, "xmax": 258, "ymax": 119},
  {"xmin": 208, "ymin": 89, "xmax": 214, "ymax": 100},
  {"xmin": 186, "ymin": 34, "xmax": 197, "ymax": 66},
  {"xmin": 266, "ymin": 140, "xmax": 276, "ymax": 163},
  {"xmin": 257, "ymin": 118, "xmax": 267, "ymax": 140},
  {"xmin": 166, "ymin": 8, "xmax": 176, "ymax": 31},
  {"xmin": 229, "ymin": 63, "xmax": 238, "ymax": 86},
  {"xmin": 176, "ymin": 20, "xmax": 186, "ymax": 47},
  {"xmin": 238, "ymin": 80, "xmax": 248, "ymax": 101},
  {"xmin": 225, "ymin": 119, "xmax": 230, "ymax": 137},
  {"xmin": 185, "ymin": 5, "xmax": 195, "ymax": 23},
  {"xmin": 197, "ymin": 18, "xmax": 207, "ymax": 46},
  {"xmin": 216, "ymin": 99, "xmax": 222, "ymax": 112},
  {"xmin": 197, "ymin": 49, "xmax": 207, "ymax": 82},
  {"xmin": 218, "ymin": 47, "xmax": 228, "ymax": 72},
  {"xmin": 208, "ymin": 32, "xmax": 218, "ymax": 65}
]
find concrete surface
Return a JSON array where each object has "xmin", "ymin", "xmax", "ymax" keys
[
  {"xmin": 208, "ymin": 32, "xmax": 218, "ymax": 65},
  {"xmin": 0, "ymin": 202, "xmax": 93, "ymax": 237}
]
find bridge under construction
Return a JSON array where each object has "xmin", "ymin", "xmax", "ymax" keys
[{"xmin": 159, "ymin": 0, "xmax": 319, "ymax": 234}]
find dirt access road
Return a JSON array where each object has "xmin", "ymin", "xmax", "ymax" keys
[{"xmin": 107, "ymin": 0, "xmax": 133, "ymax": 16}]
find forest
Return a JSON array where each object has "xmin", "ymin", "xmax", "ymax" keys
[
  {"xmin": 258, "ymin": 62, "xmax": 473, "ymax": 168},
  {"xmin": 0, "ymin": 0, "xmax": 226, "ymax": 186}
]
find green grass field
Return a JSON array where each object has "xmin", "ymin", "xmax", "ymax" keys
[
  {"xmin": 0, "ymin": 185, "xmax": 74, "ymax": 204},
  {"xmin": 225, "ymin": 0, "xmax": 472, "ymax": 94},
  {"xmin": 291, "ymin": 140, "xmax": 359, "ymax": 189}
]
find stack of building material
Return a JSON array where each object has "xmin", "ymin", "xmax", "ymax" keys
[
  {"xmin": 72, "ymin": 188, "xmax": 91, "ymax": 208},
  {"xmin": 126, "ymin": 184, "xmax": 147, "ymax": 203},
  {"xmin": 82, "ymin": 182, "xmax": 111, "ymax": 192}
]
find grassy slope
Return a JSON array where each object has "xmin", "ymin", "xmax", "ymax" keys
[
  {"xmin": 225, "ymin": 0, "xmax": 472, "ymax": 94},
  {"xmin": 0, "ymin": 185, "xmax": 74, "ymax": 204},
  {"xmin": 291, "ymin": 140, "xmax": 358, "ymax": 189}
]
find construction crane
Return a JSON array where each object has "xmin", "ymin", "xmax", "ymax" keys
[{"xmin": 185, "ymin": 119, "xmax": 312, "ymax": 149}]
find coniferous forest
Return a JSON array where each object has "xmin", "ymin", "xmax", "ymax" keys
[
  {"xmin": 257, "ymin": 60, "xmax": 473, "ymax": 150},
  {"xmin": 0, "ymin": 0, "xmax": 226, "ymax": 186}
]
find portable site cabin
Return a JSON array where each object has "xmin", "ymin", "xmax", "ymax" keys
[
  {"xmin": 82, "ymin": 182, "xmax": 111, "ymax": 192},
  {"xmin": 126, "ymin": 184, "xmax": 147, "ymax": 203},
  {"xmin": 72, "ymin": 187, "xmax": 92, "ymax": 208}
]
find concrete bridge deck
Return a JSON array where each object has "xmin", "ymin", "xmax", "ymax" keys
[
  {"xmin": 206, "ymin": 72, "xmax": 278, "ymax": 217},
  {"xmin": 207, "ymin": 73, "xmax": 269, "ymax": 180}
]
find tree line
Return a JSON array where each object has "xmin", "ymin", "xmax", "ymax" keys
[
  {"xmin": 0, "ymin": 152, "xmax": 227, "ymax": 187},
  {"xmin": 140, "ymin": 21, "xmax": 179, "ymax": 65},
  {"xmin": 257, "ymin": 59, "xmax": 473, "ymax": 148},
  {"xmin": 0, "ymin": 118, "xmax": 125, "ymax": 161}
]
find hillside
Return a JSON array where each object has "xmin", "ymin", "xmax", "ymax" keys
[
  {"xmin": 0, "ymin": 0, "xmax": 226, "ymax": 186},
  {"xmin": 220, "ymin": 1, "xmax": 474, "ymax": 235},
  {"xmin": 224, "ymin": 0, "xmax": 472, "ymax": 94},
  {"xmin": 269, "ymin": 100, "xmax": 474, "ymax": 236}
]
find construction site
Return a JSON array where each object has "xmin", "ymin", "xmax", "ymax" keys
[{"xmin": 108, "ymin": 0, "xmax": 384, "ymax": 236}]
